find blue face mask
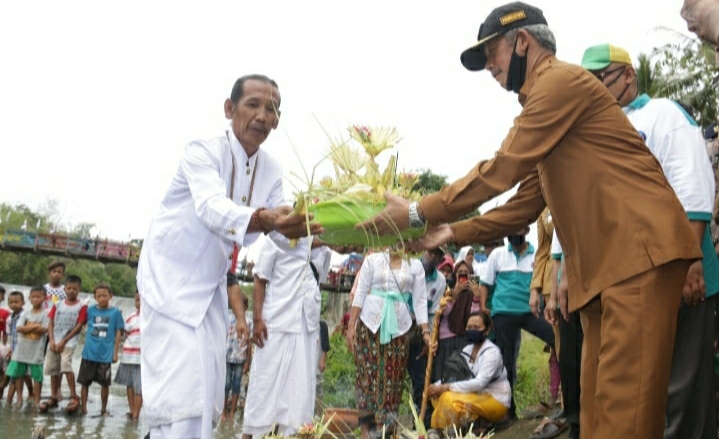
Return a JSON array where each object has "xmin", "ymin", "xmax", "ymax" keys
[{"xmin": 466, "ymin": 330, "xmax": 487, "ymax": 345}]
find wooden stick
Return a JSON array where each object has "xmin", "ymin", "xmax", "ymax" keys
[{"xmin": 419, "ymin": 291, "xmax": 451, "ymax": 421}]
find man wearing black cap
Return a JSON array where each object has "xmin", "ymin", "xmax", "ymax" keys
[{"xmin": 362, "ymin": 2, "xmax": 702, "ymax": 438}]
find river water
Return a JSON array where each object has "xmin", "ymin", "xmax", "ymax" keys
[{"xmin": 0, "ymin": 283, "xmax": 250, "ymax": 439}]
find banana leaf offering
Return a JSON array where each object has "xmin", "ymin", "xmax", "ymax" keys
[{"xmin": 293, "ymin": 125, "xmax": 426, "ymax": 247}]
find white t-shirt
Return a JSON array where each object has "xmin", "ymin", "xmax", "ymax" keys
[{"xmin": 624, "ymin": 96, "xmax": 715, "ymax": 216}]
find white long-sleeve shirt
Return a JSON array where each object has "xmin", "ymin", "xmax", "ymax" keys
[
  {"xmin": 448, "ymin": 340, "xmax": 511, "ymax": 408},
  {"xmin": 138, "ymin": 130, "xmax": 284, "ymax": 327},
  {"xmin": 253, "ymin": 236, "xmax": 321, "ymax": 334},
  {"xmin": 352, "ymin": 253, "xmax": 428, "ymax": 338}
]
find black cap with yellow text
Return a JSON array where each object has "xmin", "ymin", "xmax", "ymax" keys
[{"xmin": 460, "ymin": 2, "xmax": 548, "ymax": 71}]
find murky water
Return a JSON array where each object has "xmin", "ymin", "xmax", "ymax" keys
[{"xmin": 0, "ymin": 284, "xmax": 249, "ymax": 438}]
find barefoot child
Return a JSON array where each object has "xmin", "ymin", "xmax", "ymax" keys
[
  {"xmin": 115, "ymin": 291, "xmax": 142, "ymax": 420},
  {"xmin": 5, "ymin": 287, "xmax": 49, "ymax": 409},
  {"xmin": 4, "ymin": 291, "xmax": 26, "ymax": 405},
  {"xmin": 40, "ymin": 275, "xmax": 87, "ymax": 413},
  {"xmin": 223, "ymin": 292, "xmax": 252, "ymax": 422},
  {"xmin": 0, "ymin": 286, "xmax": 9, "ymax": 398},
  {"xmin": 77, "ymin": 283, "xmax": 123, "ymax": 416}
]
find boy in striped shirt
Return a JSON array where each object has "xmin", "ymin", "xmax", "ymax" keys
[{"xmin": 115, "ymin": 291, "xmax": 142, "ymax": 420}]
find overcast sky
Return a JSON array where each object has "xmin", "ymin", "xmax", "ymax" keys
[{"xmin": 0, "ymin": 0, "xmax": 693, "ymax": 258}]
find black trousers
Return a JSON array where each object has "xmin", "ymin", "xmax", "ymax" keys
[
  {"xmin": 665, "ymin": 295, "xmax": 717, "ymax": 439},
  {"xmin": 493, "ymin": 312, "xmax": 555, "ymax": 417},
  {"xmin": 559, "ymin": 311, "xmax": 583, "ymax": 437},
  {"xmin": 407, "ymin": 339, "xmax": 431, "ymax": 428}
]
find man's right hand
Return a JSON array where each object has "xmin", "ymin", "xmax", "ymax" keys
[
  {"xmin": 408, "ymin": 224, "xmax": 455, "ymax": 252},
  {"xmin": 529, "ymin": 289, "xmax": 541, "ymax": 318},
  {"xmin": 262, "ymin": 206, "xmax": 324, "ymax": 239},
  {"xmin": 544, "ymin": 292, "xmax": 559, "ymax": 326},
  {"xmin": 252, "ymin": 318, "xmax": 268, "ymax": 348},
  {"xmin": 683, "ymin": 260, "xmax": 706, "ymax": 306}
]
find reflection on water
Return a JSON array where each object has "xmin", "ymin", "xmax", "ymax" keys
[
  {"xmin": 0, "ymin": 351, "xmax": 248, "ymax": 439},
  {"xmin": 0, "ymin": 285, "xmax": 248, "ymax": 439}
]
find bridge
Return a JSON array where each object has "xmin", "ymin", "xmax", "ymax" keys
[
  {"xmin": 1, "ymin": 229, "xmax": 141, "ymax": 267},
  {"xmin": 0, "ymin": 229, "xmax": 361, "ymax": 291}
]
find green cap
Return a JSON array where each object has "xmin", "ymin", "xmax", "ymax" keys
[{"xmin": 581, "ymin": 44, "xmax": 633, "ymax": 71}]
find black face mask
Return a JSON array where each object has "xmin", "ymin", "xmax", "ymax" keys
[
  {"xmin": 507, "ymin": 235, "xmax": 526, "ymax": 247},
  {"xmin": 466, "ymin": 330, "xmax": 487, "ymax": 345},
  {"xmin": 603, "ymin": 66, "xmax": 631, "ymax": 103},
  {"xmin": 421, "ymin": 256, "xmax": 435, "ymax": 274},
  {"xmin": 506, "ymin": 36, "xmax": 528, "ymax": 94},
  {"xmin": 447, "ymin": 277, "xmax": 456, "ymax": 289}
]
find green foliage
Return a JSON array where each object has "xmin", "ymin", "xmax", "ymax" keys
[
  {"xmin": 0, "ymin": 202, "xmax": 138, "ymax": 296},
  {"xmin": 644, "ymin": 28, "xmax": 719, "ymax": 127},
  {"xmin": 636, "ymin": 53, "xmax": 654, "ymax": 96},
  {"xmin": 412, "ymin": 169, "xmax": 448, "ymax": 195},
  {"xmin": 513, "ymin": 332, "xmax": 552, "ymax": 411},
  {"xmin": 323, "ymin": 333, "xmax": 357, "ymax": 408}
]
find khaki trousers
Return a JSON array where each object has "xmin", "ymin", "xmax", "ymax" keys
[{"xmin": 579, "ymin": 260, "xmax": 689, "ymax": 439}]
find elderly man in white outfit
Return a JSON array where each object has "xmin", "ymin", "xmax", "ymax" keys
[{"xmin": 137, "ymin": 74, "xmax": 321, "ymax": 439}]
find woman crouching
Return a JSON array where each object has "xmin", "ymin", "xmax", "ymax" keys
[{"xmin": 427, "ymin": 311, "xmax": 510, "ymax": 435}]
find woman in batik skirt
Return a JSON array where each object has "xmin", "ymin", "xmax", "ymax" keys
[{"xmin": 347, "ymin": 249, "xmax": 431, "ymax": 439}]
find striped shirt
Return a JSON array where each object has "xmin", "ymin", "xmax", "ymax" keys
[{"xmin": 120, "ymin": 310, "xmax": 140, "ymax": 365}]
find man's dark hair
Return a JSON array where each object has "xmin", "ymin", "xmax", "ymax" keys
[
  {"xmin": 230, "ymin": 74, "xmax": 280, "ymax": 106},
  {"xmin": 65, "ymin": 275, "xmax": 82, "ymax": 285},
  {"xmin": 9, "ymin": 291, "xmax": 24, "ymax": 301},
  {"xmin": 428, "ymin": 247, "xmax": 445, "ymax": 258},
  {"xmin": 0, "ymin": 285, "xmax": 5, "ymax": 296},
  {"xmin": 48, "ymin": 261, "xmax": 66, "ymax": 272},
  {"xmin": 93, "ymin": 283, "xmax": 112, "ymax": 296},
  {"xmin": 30, "ymin": 286, "xmax": 46, "ymax": 296},
  {"xmin": 469, "ymin": 310, "xmax": 493, "ymax": 332}
]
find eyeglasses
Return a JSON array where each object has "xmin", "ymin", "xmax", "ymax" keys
[{"xmin": 592, "ymin": 66, "xmax": 626, "ymax": 82}]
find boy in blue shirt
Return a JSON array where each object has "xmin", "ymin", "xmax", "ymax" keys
[{"xmin": 77, "ymin": 283, "xmax": 124, "ymax": 416}]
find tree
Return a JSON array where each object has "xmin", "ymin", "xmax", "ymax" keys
[
  {"xmin": 412, "ymin": 168, "xmax": 448, "ymax": 194},
  {"xmin": 0, "ymin": 202, "xmax": 138, "ymax": 296},
  {"xmin": 643, "ymin": 28, "xmax": 719, "ymax": 127}
]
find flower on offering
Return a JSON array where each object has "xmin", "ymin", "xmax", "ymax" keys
[{"xmin": 292, "ymin": 125, "xmax": 425, "ymax": 247}]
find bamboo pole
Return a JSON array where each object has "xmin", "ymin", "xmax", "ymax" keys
[{"xmin": 419, "ymin": 290, "xmax": 451, "ymax": 421}]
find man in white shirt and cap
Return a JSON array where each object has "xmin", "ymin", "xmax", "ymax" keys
[{"xmin": 137, "ymin": 74, "xmax": 321, "ymax": 439}]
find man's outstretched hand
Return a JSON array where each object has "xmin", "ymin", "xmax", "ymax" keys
[
  {"xmin": 355, "ymin": 192, "xmax": 411, "ymax": 236},
  {"xmin": 407, "ymin": 224, "xmax": 455, "ymax": 253},
  {"xmin": 262, "ymin": 206, "xmax": 324, "ymax": 239}
]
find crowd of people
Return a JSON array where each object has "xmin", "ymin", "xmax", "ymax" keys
[{"xmin": 0, "ymin": 262, "xmax": 142, "ymax": 419}]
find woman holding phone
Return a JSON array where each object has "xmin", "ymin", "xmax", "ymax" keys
[{"xmin": 431, "ymin": 260, "xmax": 482, "ymax": 383}]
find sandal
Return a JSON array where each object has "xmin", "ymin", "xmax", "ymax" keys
[
  {"xmin": 520, "ymin": 401, "xmax": 561, "ymax": 419},
  {"xmin": 531, "ymin": 417, "xmax": 569, "ymax": 439},
  {"xmin": 38, "ymin": 397, "xmax": 58, "ymax": 413},
  {"xmin": 65, "ymin": 396, "xmax": 80, "ymax": 413}
]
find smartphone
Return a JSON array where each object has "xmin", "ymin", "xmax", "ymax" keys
[{"xmin": 471, "ymin": 275, "xmax": 480, "ymax": 283}]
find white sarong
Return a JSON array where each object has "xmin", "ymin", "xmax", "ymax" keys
[
  {"xmin": 242, "ymin": 312, "xmax": 318, "ymax": 436},
  {"xmin": 141, "ymin": 286, "xmax": 227, "ymax": 439}
]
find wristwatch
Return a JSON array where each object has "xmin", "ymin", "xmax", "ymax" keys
[{"xmin": 409, "ymin": 201, "xmax": 426, "ymax": 229}]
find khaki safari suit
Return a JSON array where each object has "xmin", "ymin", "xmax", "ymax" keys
[
  {"xmin": 419, "ymin": 54, "xmax": 701, "ymax": 439},
  {"xmin": 530, "ymin": 206, "xmax": 560, "ymax": 353}
]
